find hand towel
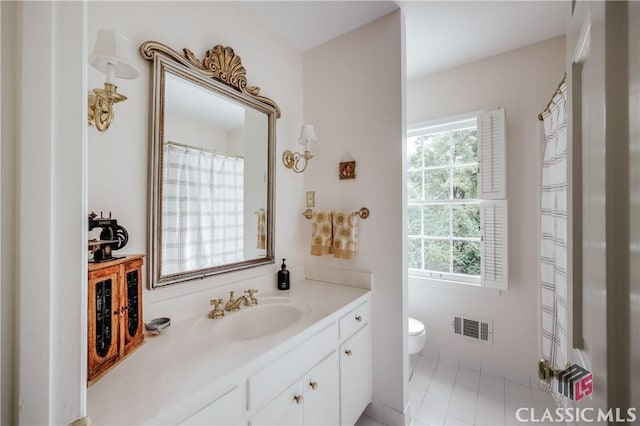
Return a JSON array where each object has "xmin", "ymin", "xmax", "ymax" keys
[
  {"xmin": 332, "ymin": 211, "xmax": 358, "ymax": 259},
  {"xmin": 256, "ymin": 209, "xmax": 266, "ymax": 249},
  {"xmin": 310, "ymin": 210, "xmax": 333, "ymax": 256}
]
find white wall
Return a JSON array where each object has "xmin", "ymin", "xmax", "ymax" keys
[
  {"xmin": 303, "ymin": 11, "xmax": 407, "ymax": 422},
  {"xmin": 243, "ymin": 108, "xmax": 268, "ymax": 259},
  {"xmin": 2, "ymin": 2, "xmax": 87, "ymax": 424},
  {"xmin": 87, "ymin": 1, "xmax": 305, "ymax": 305},
  {"xmin": 0, "ymin": 2, "xmax": 17, "ymax": 424},
  {"xmin": 164, "ymin": 112, "xmax": 229, "ymax": 151},
  {"xmin": 407, "ymin": 36, "xmax": 565, "ymax": 380}
]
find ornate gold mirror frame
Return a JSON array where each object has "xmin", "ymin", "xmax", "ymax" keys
[{"xmin": 141, "ymin": 41, "xmax": 280, "ymax": 288}]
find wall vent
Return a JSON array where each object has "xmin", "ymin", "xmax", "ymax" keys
[{"xmin": 453, "ymin": 315, "xmax": 493, "ymax": 345}]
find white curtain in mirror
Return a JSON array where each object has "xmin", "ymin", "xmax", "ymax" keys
[{"xmin": 161, "ymin": 142, "xmax": 244, "ymax": 275}]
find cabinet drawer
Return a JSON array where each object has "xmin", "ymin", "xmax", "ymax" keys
[
  {"xmin": 248, "ymin": 322, "xmax": 337, "ymax": 412},
  {"xmin": 338, "ymin": 299, "xmax": 369, "ymax": 340},
  {"xmin": 181, "ymin": 386, "xmax": 240, "ymax": 425}
]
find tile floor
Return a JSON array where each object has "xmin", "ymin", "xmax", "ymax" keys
[{"xmin": 355, "ymin": 354, "xmax": 558, "ymax": 426}]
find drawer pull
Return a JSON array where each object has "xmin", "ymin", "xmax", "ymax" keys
[
  {"xmin": 309, "ymin": 381, "xmax": 318, "ymax": 390},
  {"xmin": 355, "ymin": 315, "xmax": 362, "ymax": 322},
  {"xmin": 294, "ymin": 394, "xmax": 303, "ymax": 404},
  {"xmin": 345, "ymin": 349, "xmax": 353, "ymax": 357}
]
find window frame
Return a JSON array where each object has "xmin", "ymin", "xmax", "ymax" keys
[
  {"xmin": 408, "ymin": 108, "xmax": 509, "ymax": 291},
  {"xmin": 407, "ymin": 115, "xmax": 481, "ymax": 286}
]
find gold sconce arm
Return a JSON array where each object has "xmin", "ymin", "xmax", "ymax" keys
[
  {"xmin": 88, "ymin": 83, "xmax": 128, "ymax": 132},
  {"xmin": 283, "ymin": 150, "xmax": 313, "ymax": 173}
]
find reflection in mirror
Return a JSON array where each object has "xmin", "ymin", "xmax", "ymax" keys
[
  {"xmin": 141, "ymin": 42, "xmax": 279, "ymax": 288},
  {"xmin": 162, "ymin": 73, "xmax": 269, "ymax": 275}
]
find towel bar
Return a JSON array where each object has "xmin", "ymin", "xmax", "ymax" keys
[{"xmin": 302, "ymin": 207, "xmax": 370, "ymax": 220}]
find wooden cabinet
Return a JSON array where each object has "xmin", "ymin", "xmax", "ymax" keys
[{"xmin": 88, "ymin": 255, "xmax": 144, "ymax": 385}]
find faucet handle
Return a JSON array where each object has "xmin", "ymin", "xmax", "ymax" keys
[
  {"xmin": 208, "ymin": 298, "xmax": 224, "ymax": 319},
  {"xmin": 244, "ymin": 289, "xmax": 259, "ymax": 305}
]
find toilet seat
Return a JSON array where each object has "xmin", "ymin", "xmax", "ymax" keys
[{"xmin": 408, "ymin": 317, "xmax": 425, "ymax": 336}]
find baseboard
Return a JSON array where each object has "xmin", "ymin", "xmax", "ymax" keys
[
  {"xmin": 364, "ymin": 401, "xmax": 408, "ymax": 426},
  {"xmin": 364, "ymin": 401, "xmax": 383, "ymax": 423}
]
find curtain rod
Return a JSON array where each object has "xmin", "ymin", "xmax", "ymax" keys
[
  {"xmin": 164, "ymin": 141, "xmax": 244, "ymax": 159},
  {"xmin": 538, "ymin": 74, "xmax": 567, "ymax": 121}
]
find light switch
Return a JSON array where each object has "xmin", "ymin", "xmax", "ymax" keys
[{"xmin": 306, "ymin": 191, "xmax": 315, "ymax": 208}]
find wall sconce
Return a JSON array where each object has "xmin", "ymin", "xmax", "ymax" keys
[
  {"xmin": 283, "ymin": 125, "xmax": 318, "ymax": 173},
  {"xmin": 87, "ymin": 29, "xmax": 139, "ymax": 132}
]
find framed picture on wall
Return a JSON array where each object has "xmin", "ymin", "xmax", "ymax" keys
[{"xmin": 339, "ymin": 161, "xmax": 356, "ymax": 180}]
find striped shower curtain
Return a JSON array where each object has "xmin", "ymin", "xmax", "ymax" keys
[
  {"xmin": 161, "ymin": 142, "xmax": 244, "ymax": 275},
  {"xmin": 539, "ymin": 79, "xmax": 568, "ymax": 400}
]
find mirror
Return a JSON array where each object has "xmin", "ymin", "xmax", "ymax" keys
[{"xmin": 141, "ymin": 42, "xmax": 280, "ymax": 288}]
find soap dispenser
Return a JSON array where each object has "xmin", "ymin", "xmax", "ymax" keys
[{"xmin": 277, "ymin": 259, "xmax": 290, "ymax": 290}]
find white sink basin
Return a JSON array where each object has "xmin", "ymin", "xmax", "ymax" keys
[{"xmin": 192, "ymin": 297, "xmax": 311, "ymax": 342}]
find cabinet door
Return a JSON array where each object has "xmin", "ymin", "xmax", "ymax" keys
[
  {"xmin": 304, "ymin": 351, "xmax": 339, "ymax": 425},
  {"xmin": 88, "ymin": 266, "xmax": 120, "ymax": 382},
  {"xmin": 250, "ymin": 380, "xmax": 304, "ymax": 426},
  {"xmin": 181, "ymin": 386, "xmax": 240, "ymax": 425},
  {"xmin": 122, "ymin": 259, "xmax": 144, "ymax": 353},
  {"xmin": 339, "ymin": 324, "xmax": 372, "ymax": 426}
]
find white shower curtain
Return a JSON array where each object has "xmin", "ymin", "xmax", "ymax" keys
[
  {"xmin": 539, "ymin": 79, "xmax": 568, "ymax": 400},
  {"xmin": 161, "ymin": 142, "xmax": 244, "ymax": 275}
]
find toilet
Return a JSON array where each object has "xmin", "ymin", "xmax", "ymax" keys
[
  {"xmin": 408, "ymin": 317, "xmax": 426, "ymax": 356},
  {"xmin": 408, "ymin": 317, "xmax": 426, "ymax": 379}
]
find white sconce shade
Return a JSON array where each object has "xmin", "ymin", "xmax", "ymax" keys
[
  {"xmin": 297, "ymin": 124, "xmax": 318, "ymax": 146},
  {"xmin": 87, "ymin": 29, "xmax": 139, "ymax": 132},
  {"xmin": 283, "ymin": 124, "xmax": 318, "ymax": 173},
  {"xmin": 89, "ymin": 29, "xmax": 140, "ymax": 81}
]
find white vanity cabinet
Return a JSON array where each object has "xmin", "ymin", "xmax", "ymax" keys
[
  {"xmin": 249, "ymin": 380, "xmax": 304, "ymax": 426},
  {"xmin": 338, "ymin": 301, "xmax": 372, "ymax": 426},
  {"xmin": 303, "ymin": 351, "xmax": 339, "ymax": 425},
  {"xmin": 87, "ymin": 280, "xmax": 372, "ymax": 426},
  {"xmin": 181, "ymin": 386, "xmax": 241, "ymax": 425},
  {"xmin": 250, "ymin": 351, "xmax": 339, "ymax": 426}
]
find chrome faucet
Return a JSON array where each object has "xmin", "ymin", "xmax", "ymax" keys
[{"xmin": 224, "ymin": 291, "xmax": 249, "ymax": 312}]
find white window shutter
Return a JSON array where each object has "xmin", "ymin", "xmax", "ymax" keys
[
  {"xmin": 477, "ymin": 108, "xmax": 506, "ymax": 199},
  {"xmin": 480, "ymin": 200, "xmax": 508, "ymax": 290}
]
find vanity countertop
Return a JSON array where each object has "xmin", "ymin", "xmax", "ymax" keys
[{"xmin": 87, "ymin": 279, "xmax": 370, "ymax": 425}]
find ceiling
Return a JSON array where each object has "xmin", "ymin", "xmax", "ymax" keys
[{"xmin": 244, "ymin": 1, "xmax": 568, "ymax": 80}]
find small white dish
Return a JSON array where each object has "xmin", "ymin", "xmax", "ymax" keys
[{"xmin": 145, "ymin": 317, "xmax": 171, "ymax": 335}]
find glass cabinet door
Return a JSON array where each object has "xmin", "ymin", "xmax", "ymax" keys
[
  {"xmin": 123, "ymin": 259, "xmax": 144, "ymax": 351},
  {"xmin": 88, "ymin": 267, "xmax": 120, "ymax": 382}
]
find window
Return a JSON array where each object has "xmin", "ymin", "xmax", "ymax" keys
[
  {"xmin": 407, "ymin": 118, "xmax": 481, "ymax": 284},
  {"xmin": 407, "ymin": 109, "xmax": 508, "ymax": 290}
]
